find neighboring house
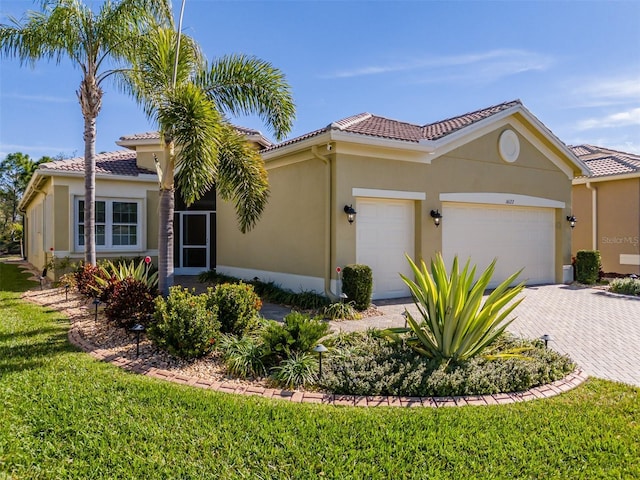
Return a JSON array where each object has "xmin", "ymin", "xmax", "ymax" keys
[
  {"xmin": 19, "ymin": 100, "xmax": 586, "ymax": 298},
  {"xmin": 217, "ymin": 100, "xmax": 586, "ymax": 299},
  {"xmin": 570, "ymin": 145, "xmax": 640, "ymax": 275}
]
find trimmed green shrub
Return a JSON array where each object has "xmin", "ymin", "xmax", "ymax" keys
[
  {"xmin": 320, "ymin": 331, "xmax": 575, "ymax": 396},
  {"xmin": 148, "ymin": 287, "xmax": 220, "ymax": 359},
  {"xmin": 609, "ymin": 277, "xmax": 640, "ymax": 296},
  {"xmin": 260, "ymin": 312, "xmax": 330, "ymax": 361},
  {"xmin": 575, "ymin": 250, "xmax": 601, "ymax": 285},
  {"xmin": 206, "ymin": 283, "xmax": 262, "ymax": 335},
  {"xmin": 104, "ymin": 277, "xmax": 156, "ymax": 327},
  {"xmin": 342, "ymin": 264, "xmax": 373, "ymax": 310}
]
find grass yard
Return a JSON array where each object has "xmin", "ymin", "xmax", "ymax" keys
[{"xmin": 0, "ymin": 261, "xmax": 638, "ymax": 479}]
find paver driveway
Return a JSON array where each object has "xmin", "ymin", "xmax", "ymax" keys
[{"xmin": 328, "ymin": 284, "xmax": 640, "ymax": 387}]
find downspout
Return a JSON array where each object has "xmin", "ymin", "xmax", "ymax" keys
[
  {"xmin": 586, "ymin": 182, "xmax": 598, "ymax": 250},
  {"xmin": 311, "ymin": 145, "xmax": 339, "ymax": 301}
]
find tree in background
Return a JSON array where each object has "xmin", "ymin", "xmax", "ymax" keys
[
  {"xmin": 0, "ymin": 0, "xmax": 172, "ymax": 265},
  {"xmin": 0, "ymin": 152, "xmax": 46, "ymax": 252},
  {"xmin": 125, "ymin": 25, "xmax": 295, "ymax": 295}
]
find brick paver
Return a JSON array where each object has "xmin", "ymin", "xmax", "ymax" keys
[{"xmin": 330, "ymin": 284, "xmax": 640, "ymax": 387}]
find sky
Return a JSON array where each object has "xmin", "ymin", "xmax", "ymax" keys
[{"xmin": 1, "ymin": 0, "xmax": 639, "ymax": 160}]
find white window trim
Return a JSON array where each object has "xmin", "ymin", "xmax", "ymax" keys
[{"xmin": 74, "ymin": 197, "xmax": 143, "ymax": 252}]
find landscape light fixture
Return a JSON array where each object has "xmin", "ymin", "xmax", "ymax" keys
[
  {"xmin": 540, "ymin": 334, "xmax": 553, "ymax": 348},
  {"xmin": 344, "ymin": 205, "xmax": 357, "ymax": 224},
  {"xmin": 65, "ymin": 284, "xmax": 69, "ymax": 301},
  {"xmin": 402, "ymin": 311, "xmax": 409, "ymax": 328},
  {"xmin": 430, "ymin": 209, "xmax": 442, "ymax": 227},
  {"xmin": 313, "ymin": 344, "xmax": 328, "ymax": 378},
  {"xmin": 92, "ymin": 298, "xmax": 101, "ymax": 322},
  {"xmin": 566, "ymin": 215, "xmax": 577, "ymax": 228},
  {"xmin": 340, "ymin": 292, "xmax": 348, "ymax": 303},
  {"xmin": 130, "ymin": 323, "xmax": 146, "ymax": 358}
]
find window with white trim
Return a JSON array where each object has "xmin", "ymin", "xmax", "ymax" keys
[{"xmin": 76, "ymin": 198, "xmax": 141, "ymax": 250}]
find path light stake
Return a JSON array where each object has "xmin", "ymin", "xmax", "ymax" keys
[
  {"xmin": 130, "ymin": 324, "xmax": 146, "ymax": 358},
  {"xmin": 65, "ymin": 284, "xmax": 69, "ymax": 301},
  {"xmin": 92, "ymin": 298, "xmax": 101, "ymax": 322},
  {"xmin": 540, "ymin": 334, "xmax": 553, "ymax": 348},
  {"xmin": 313, "ymin": 344, "xmax": 328, "ymax": 379},
  {"xmin": 402, "ymin": 311, "xmax": 408, "ymax": 328},
  {"xmin": 340, "ymin": 292, "xmax": 348, "ymax": 304}
]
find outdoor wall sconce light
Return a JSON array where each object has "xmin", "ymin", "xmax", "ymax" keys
[
  {"xmin": 313, "ymin": 344, "xmax": 328, "ymax": 378},
  {"xmin": 344, "ymin": 205, "xmax": 357, "ymax": 224},
  {"xmin": 566, "ymin": 215, "xmax": 577, "ymax": 228},
  {"xmin": 92, "ymin": 297, "xmax": 101, "ymax": 322},
  {"xmin": 430, "ymin": 209, "xmax": 442, "ymax": 227},
  {"xmin": 130, "ymin": 323, "xmax": 146, "ymax": 358},
  {"xmin": 540, "ymin": 334, "xmax": 553, "ymax": 348}
]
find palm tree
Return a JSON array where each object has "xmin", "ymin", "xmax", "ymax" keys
[
  {"xmin": 0, "ymin": 0, "xmax": 172, "ymax": 265},
  {"xmin": 126, "ymin": 27, "xmax": 295, "ymax": 295}
]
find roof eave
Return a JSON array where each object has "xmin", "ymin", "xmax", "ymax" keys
[{"xmin": 573, "ymin": 170, "xmax": 640, "ymax": 184}]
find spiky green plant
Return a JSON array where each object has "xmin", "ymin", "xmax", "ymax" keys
[
  {"xmin": 384, "ymin": 253, "xmax": 525, "ymax": 361},
  {"xmin": 271, "ymin": 352, "xmax": 318, "ymax": 389},
  {"xmin": 95, "ymin": 259, "xmax": 158, "ymax": 291}
]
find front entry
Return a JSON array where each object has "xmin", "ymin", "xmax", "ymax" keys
[{"xmin": 174, "ymin": 211, "xmax": 212, "ymax": 275}]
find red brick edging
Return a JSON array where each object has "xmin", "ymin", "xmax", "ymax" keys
[{"xmin": 66, "ymin": 327, "xmax": 588, "ymax": 408}]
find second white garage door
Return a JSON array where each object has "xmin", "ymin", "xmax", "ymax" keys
[
  {"xmin": 356, "ymin": 198, "xmax": 414, "ymax": 299},
  {"xmin": 442, "ymin": 203, "xmax": 555, "ymax": 288}
]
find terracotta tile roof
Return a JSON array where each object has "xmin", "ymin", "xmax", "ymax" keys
[
  {"xmin": 39, "ymin": 150, "xmax": 155, "ymax": 176},
  {"xmin": 263, "ymin": 100, "xmax": 522, "ymax": 152},
  {"xmin": 570, "ymin": 144, "xmax": 640, "ymax": 178},
  {"xmin": 119, "ymin": 126, "xmax": 271, "ymax": 145}
]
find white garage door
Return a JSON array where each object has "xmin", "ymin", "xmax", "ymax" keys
[
  {"xmin": 356, "ymin": 198, "xmax": 414, "ymax": 299},
  {"xmin": 442, "ymin": 203, "xmax": 555, "ymax": 288}
]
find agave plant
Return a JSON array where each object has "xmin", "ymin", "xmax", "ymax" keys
[
  {"xmin": 95, "ymin": 259, "xmax": 159, "ymax": 291},
  {"xmin": 384, "ymin": 253, "xmax": 525, "ymax": 362}
]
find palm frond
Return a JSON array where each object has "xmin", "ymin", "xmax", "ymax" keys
[{"xmin": 197, "ymin": 54, "xmax": 295, "ymax": 141}]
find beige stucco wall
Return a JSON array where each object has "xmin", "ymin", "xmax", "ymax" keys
[
  {"xmin": 22, "ymin": 173, "xmax": 159, "ymax": 278},
  {"xmin": 572, "ymin": 177, "xmax": 640, "ymax": 274},
  {"xmin": 218, "ymin": 122, "xmax": 577, "ymax": 291}
]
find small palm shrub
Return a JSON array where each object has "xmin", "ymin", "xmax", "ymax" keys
[
  {"xmin": 260, "ymin": 312, "xmax": 330, "ymax": 361},
  {"xmin": 609, "ymin": 277, "xmax": 640, "ymax": 296},
  {"xmin": 272, "ymin": 352, "xmax": 318, "ymax": 389},
  {"xmin": 342, "ymin": 264, "xmax": 373, "ymax": 310},
  {"xmin": 217, "ymin": 334, "xmax": 266, "ymax": 378},
  {"xmin": 104, "ymin": 277, "xmax": 156, "ymax": 327},
  {"xmin": 385, "ymin": 254, "xmax": 525, "ymax": 361},
  {"xmin": 206, "ymin": 283, "xmax": 262, "ymax": 335},
  {"xmin": 322, "ymin": 301, "xmax": 362, "ymax": 320},
  {"xmin": 148, "ymin": 287, "xmax": 220, "ymax": 359}
]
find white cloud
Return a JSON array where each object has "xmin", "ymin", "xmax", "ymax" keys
[
  {"xmin": 324, "ymin": 49, "xmax": 554, "ymax": 81},
  {"xmin": 576, "ymin": 107, "xmax": 640, "ymax": 130}
]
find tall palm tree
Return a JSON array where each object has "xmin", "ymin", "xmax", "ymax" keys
[
  {"xmin": 127, "ymin": 27, "xmax": 295, "ymax": 295},
  {"xmin": 0, "ymin": 0, "xmax": 172, "ymax": 265}
]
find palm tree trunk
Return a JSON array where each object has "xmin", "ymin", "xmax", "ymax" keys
[
  {"xmin": 83, "ymin": 114, "xmax": 97, "ymax": 266},
  {"xmin": 79, "ymin": 75, "xmax": 102, "ymax": 266},
  {"xmin": 158, "ymin": 186, "xmax": 174, "ymax": 296}
]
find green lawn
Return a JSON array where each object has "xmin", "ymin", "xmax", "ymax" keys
[{"xmin": 0, "ymin": 261, "xmax": 638, "ymax": 479}]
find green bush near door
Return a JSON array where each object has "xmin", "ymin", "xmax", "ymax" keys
[
  {"xmin": 342, "ymin": 264, "xmax": 373, "ymax": 310},
  {"xmin": 575, "ymin": 250, "xmax": 601, "ymax": 285}
]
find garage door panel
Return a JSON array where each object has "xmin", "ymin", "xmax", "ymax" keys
[
  {"xmin": 442, "ymin": 203, "xmax": 554, "ymax": 288},
  {"xmin": 356, "ymin": 198, "xmax": 413, "ymax": 300}
]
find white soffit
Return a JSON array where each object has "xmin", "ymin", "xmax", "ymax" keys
[
  {"xmin": 352, "ymin": 188, "xmax": 426, "ymax": 200},
  {"xmin": 440, "ymin": 192, "xmax": 565, "ymax": 209}
]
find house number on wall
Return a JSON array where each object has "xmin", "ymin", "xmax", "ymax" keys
[{"xmin": 505, "ymin": 199, "xmax": 515, "ymax": 205}]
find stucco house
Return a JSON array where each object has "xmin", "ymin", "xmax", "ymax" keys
[
  {"xmin": 570, "ymin": 145, "xmax": 640, "ymax": 275},
  {"xmin": 20, "ymin": 100, "xmax": 586, "ymax": 299}
]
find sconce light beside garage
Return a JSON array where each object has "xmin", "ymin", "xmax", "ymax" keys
[
  {"xmin": 344, "ymin": 205, "xmax": 357, "ymax": 224},
  {"xmin": 430, "ymin": 209, "xmax": 442, "ymax": 227},
  {"xmin": 566, "ymin": 215, "xmax": 577, "ymax": 228}
]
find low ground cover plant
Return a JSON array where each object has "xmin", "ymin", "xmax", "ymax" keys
[
  {"xmin": 322, "ymin": 301, "xmax": 362, "ymax": 320},
  {"xmin": 608, "ymin": 277, "xmax": 640, "ymax": 296},
  {"xmin": 320, "ymin": 330, "xmax": 575, "ymax": 396}
]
